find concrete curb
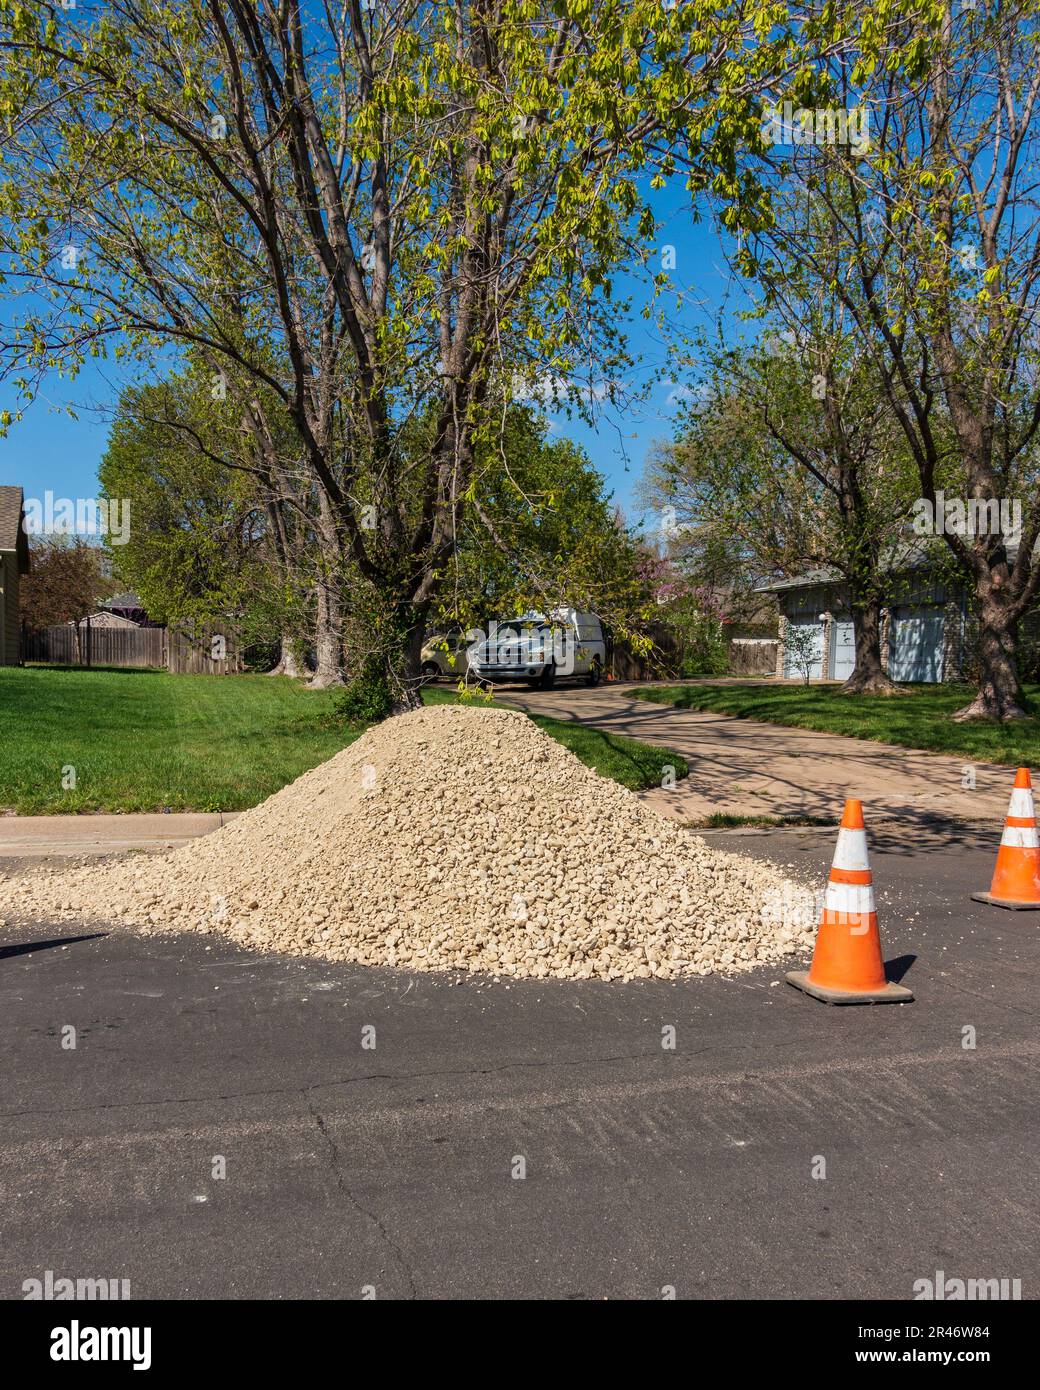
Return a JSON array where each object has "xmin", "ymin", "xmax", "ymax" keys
[{"xmin": 0, "ymin": 811, "xmax": 241, "ymax": 857}]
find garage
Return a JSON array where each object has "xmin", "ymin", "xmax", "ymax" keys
[
  {"xmin": 767, "ymin": 564, "xmax": 960, "ymax": 686},
  {"xmin": 782, "ymin": 617, "xmax": 825, "ymax": 679},
  {"xmin": 889, "ymin": 605, "xmax": 945, "ymax": 682},
  {"xmin": 829, "ymin": 618, "xmax": 855, "ymax": 680}
]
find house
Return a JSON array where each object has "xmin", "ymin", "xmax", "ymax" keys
[
  {"xmin": 99, "ymin": 591, "xmax": 153, "ymax": 625},
  {"xmin": 762, "ymin": 548, "xmax": 970, "ymax": 683},
  {"xmin": 75, "ymin": 610, "xmax": 140, "ymax": 630},
  {"xmin": 0, "ymin": 486, "xmax": 30, "ymax": 666}
]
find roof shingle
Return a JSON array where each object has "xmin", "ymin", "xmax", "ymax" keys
[{"xmin": 0, "ymin": 486, "xmax": 30, "ymax": 572}]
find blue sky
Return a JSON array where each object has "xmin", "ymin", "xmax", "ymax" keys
[
  {"xmin": 0, "ymin": 185, "xmax": 749, "ymax": 528},
  {"xmin": 559, "ymin": 192, "xmax": 750, "ymax": 526}
]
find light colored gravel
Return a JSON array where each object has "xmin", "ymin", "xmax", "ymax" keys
[{"xmin": 3, "ymin": 706, "xmax": 814, "ymax": 981}]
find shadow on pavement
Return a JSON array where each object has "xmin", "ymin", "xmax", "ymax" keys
[
  {"xmin": 866, "ymin": 817, "xmax": 1001, "ymax": 856},
  {"xmin": 885, "ymin": 952, "xmax": 917, "ymax": 983},
  {"xmin": 0, "ymin": 932, "xmax": 106, "ymax": 961}
]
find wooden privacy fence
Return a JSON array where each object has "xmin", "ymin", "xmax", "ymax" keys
[
  {"xmin": 728, "ymin": 638, "xmax": 778, "ymax": 676},
  {"xmin": 166, "ymin": 626, "xmax": 244, "ymax": 675},
  {"xmin": 21, "ymin": 623, "xmax": 165, "ymax": 668},
  {"xmin": 21, "ymin": 622, "xmax": 243, "ymax": 674}
]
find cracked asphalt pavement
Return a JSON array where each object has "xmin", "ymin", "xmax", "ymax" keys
[{"xmin": 1, "ymin": 825, "xmax": 1038, "ymax": 1300}]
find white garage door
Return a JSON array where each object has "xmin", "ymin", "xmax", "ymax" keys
[
  {"xmin": 890, "ymin": 607, "xmax": 944, "ymax": 683},
  {"xmin": 830, "ymin": 618, "xmax": 855, "ymax": 680},
  {"xmin": 783, "ymin": 619, "xmax": 824, "ymax": 679}
]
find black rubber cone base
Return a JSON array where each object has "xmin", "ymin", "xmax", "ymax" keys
[
  {"xmin": 971, "ymin": 891, "xmax": 1040, "ymax": 911},
  {"xmin": 785, "ymin": 970, "xmax": 914, "ymax": 1005}
]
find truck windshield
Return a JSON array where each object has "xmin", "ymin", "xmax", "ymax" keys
[{"xmin": 495, "ymin": 621, "xmax": 550, "ymax": 636}]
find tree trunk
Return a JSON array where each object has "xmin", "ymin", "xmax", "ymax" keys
[
  {"xmin": 267, "ymin": 635, "xmax": 305, "ymax": 678},
  {"xmin": 309, "ymin": 581, "xmax": 345, "ymax": 689},
  {"xmin": 390, "ymin": 612, "xmax": 428, "ymax": 713},
  {"xmin": 953, "ymin": 592, "xmax": 1027, "ymax": 721},
  {"xmin": 840, "ymin": 599, "xmax": 903, "ymax": 695}
]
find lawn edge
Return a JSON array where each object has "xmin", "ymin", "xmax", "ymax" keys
[{"xmin": 632, "ymin": 685, "xmax": 1037, "ymax": 768}]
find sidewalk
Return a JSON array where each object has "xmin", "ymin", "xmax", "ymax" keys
[{"xmin": 0, "ymin": 812, "xmax": 241, "ymax": 858}]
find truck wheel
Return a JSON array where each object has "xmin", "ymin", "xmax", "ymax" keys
[
  {"xmin": 537, "ymin": 661, "xmax": 556, "ymax": 690},
  {"xmin": 420, "ymin": 662, "xmax": 440, "ymax": 683},
  {"xmin": 586, "ymin": 657, "xmax": 602, "ymax": 687}
]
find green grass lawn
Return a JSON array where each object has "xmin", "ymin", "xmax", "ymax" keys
[
  {"xmin": 634, "ymin": 681, "xmax": 1040, "ymax": 765},
  {"xmin": 0, "ymin": 665, "xmax": 360, "ymax": 814},
  {"xmin": 0, "ymin": 666, "xmax": 687, "ymax": 814}
]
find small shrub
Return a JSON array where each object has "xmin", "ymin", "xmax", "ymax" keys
[
  {"xmin": 676, "ymin": 614, "xmax": 729, "ymax": 677},
  {"xmin": 241, "ymin": 640, "xmax": 281, "ymax": 674},
  {"xmin": 331, "ymin": 662, "xmax": 393, "ymax": 724}
]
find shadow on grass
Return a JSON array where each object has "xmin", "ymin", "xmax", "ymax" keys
[{"xmin": 23, "ymin": 663, "xmax": 167, "ymax": 676}]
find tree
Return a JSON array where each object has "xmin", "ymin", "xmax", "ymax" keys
[
  {"xmin": 735, "ymin": 1, "xmax": 1040, "ymax": 719},
  {"xmin": 646, "ymin": 333, "xmax": 919, "ymax": 693},
  {"xmin": 436, "ymin": 407, "xmax": 653, "ymax": 640},
  {"xmin": 653, "ymin": 572, "xmax": 731, "ymax": 676},
  {"xmin": 0, "ymin": 1, "xmax": 841, "ymax": 705},
  {"xmin": 783, "ymin": 620, "xmax": 821, "ymax": 686},
  {"xmin": 19, "ymin": 536, "xmax": 112, "ymax": 658},
  {"xmin": 100, "ymin": 371, "xmax": 313, "ymax": 675},
  {"xmin": 101, "ymin": 379, "xmax": 650, "ymax": 674}
]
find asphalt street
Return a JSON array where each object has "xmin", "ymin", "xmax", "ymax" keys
[{"xmin": 1, "ymin": 824, "xmax": 1037, "ymax": 1300}]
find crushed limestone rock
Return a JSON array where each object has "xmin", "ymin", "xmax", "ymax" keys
[{"xmin": 4, "ymin": 706, "xmax": 814, "ymax": 981}]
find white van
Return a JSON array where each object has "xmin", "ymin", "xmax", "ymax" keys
[{"xmin": 467, "ymin": 608, "xmax": 607, "ymax": 689}]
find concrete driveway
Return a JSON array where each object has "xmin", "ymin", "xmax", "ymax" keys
[{"xmin": 495, "ymin": 682, "xmax": 1016, "ymax": 831}]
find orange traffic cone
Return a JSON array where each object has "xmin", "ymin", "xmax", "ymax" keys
[
  {"xmin": 971, "ymin": 767, "xmax": 1040, "ymax": 910},
  {"xmin": 787, "ymin": 799, "xmax": 913, "ymax": 1005}
]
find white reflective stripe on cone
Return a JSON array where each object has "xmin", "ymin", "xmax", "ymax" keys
[
  {"xmin": 1000, "ymin": 824, "xmax": 1040, "ymax": 849},
  {"xmin": 833, "ymin": 828, "xmax": 870, "ymax": 871},
  {"xmin": 1008, "ymin": 788, "xmax": 1036, "ymax": 819},
  {"xmin": 823, "ymin": 882, "xmax": 876, "ymax": 917}
]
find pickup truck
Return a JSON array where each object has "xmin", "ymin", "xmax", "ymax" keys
[{"xmin": 467, "ymin": 609, "xmax": 607, "ymax": 689}]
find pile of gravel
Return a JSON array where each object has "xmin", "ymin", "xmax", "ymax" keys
[{"xmin": 5, "ymin": 706, "xmax": 814, "ymax": 981}]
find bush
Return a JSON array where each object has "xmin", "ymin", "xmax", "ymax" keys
[
  {"xmin": 331, "ymin": 662, "xmax": 393, "ymax": 724},
  {"xmin": 676, "ymin": 614, "xmax": 729, "ymax": 677},
  {"xmin": 240, "ymin": 639, "xmax": 281, "ymax": 674}
]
